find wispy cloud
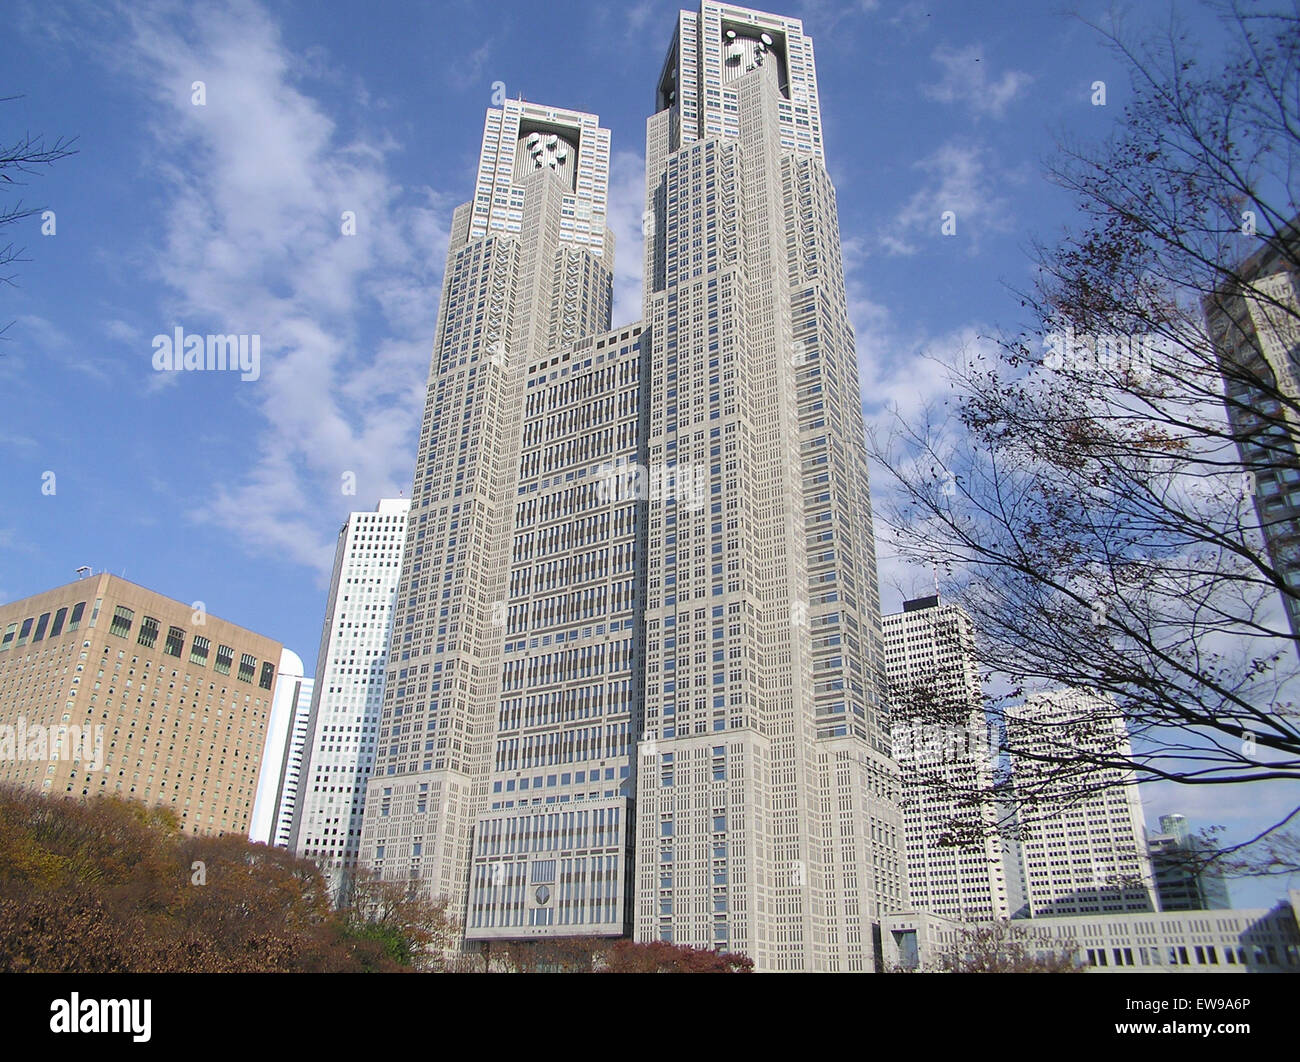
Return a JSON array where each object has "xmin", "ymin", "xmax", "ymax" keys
[
  {"xmin": 104, "ymin": 0, "xmax": 450, "ymax": 576},
  {"xmin": 888, "ymin": 2, "xmax": 933, "ymax": 36},
  {"xmin": 10, "ymin": 313, "xmax": 116, "ymax": 382},
  {"xmin": 445, "ymin": 39, "xmax": 492, "ymax": 93},
  {"xmin": 921, "ymin": 43, "xmax": 1032, "ymax": 118},
  {"xmin": 879, "ymin": 139, "xmax": 1015, "ymax": 256},
  {"xmin": 624, "ymin": 0, "xmax": 656, "ymax": 36},
  {"xmin": 607, "ymin": 148, "xmax": 647, "ymax": 327}
]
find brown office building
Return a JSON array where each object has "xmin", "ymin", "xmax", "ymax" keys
[{"xmin": 0, "ymin": 573, "xmax": 283, "ymax": 836}]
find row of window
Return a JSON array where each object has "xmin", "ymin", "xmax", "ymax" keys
[
  {"xmin": 0, "ymin": 598, "xmax": 273, "ymax": 692},
  {"xmin": 1, "ymin": 600, "xmax": 88, "ymax": 649}
]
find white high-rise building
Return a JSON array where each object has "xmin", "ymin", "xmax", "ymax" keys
[
  {"xmin": 1007, "ymin": 688, "xmax": 1157, "ymax": 916},
  {"xmin": 882, "ymin": 595, "xmax": 1016, "ymax": 921},
  {"xmin": 1204, "ymin": 229, "xmax": 1300, "ymax": 644},
  {"xmin": 632, "ymin": 2, "xmax": 903, "ymax": 972},
  {"xmin": 360, "ymin": 3, "xmax": 906, "ymax": 972},
  {"xmin": 271, "ymin": 673, "xmax": 315, "ymax": 848},
  {"xmin": 357, "ymin": 98, "xmax": 617, "ymax": 917},
  {"xmin": 291, "ymin": 499, "xmax": 409, "ymax": 897},
  {"xmin": 250, "ymin": 647, "xmax": 309, "ymax": 846}
]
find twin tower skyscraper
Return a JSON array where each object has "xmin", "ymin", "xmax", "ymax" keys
[{"xmin": 355, "ymin": 3, "xmax": 906, "ymax": 971}]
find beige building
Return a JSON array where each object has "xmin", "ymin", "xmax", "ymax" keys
[
  {"xmin": 361, "ymin": 2, "xmax": 907, "ymax": 971},
  {"xmin": 0, "ymin": 573, "xmax": 283, "ymax": 836},
  {"xmin": 633, "ymin": 2, "xmax": 905, "ymax": 971}
]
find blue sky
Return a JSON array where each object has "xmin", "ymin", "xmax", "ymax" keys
[{"xmin": 1, "ymin": 0, "xmax": 1290, "ymax": 905}]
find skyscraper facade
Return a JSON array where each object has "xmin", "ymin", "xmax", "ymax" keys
[
  {"xmin": 466, "ymin": 326, "xmax": 649, "ymax": 940},
  {"xmin": 360, "ymin": 3, "xmax": 906, "ymax": 971},
  {"xmin": 1148, "ymin": 812, "xmax": 1231, "ymax": 912},
  {"xmin": 357, "ymin": 101, "xmax": 616, "ymax": 914},
  {"xmin": 250, "ymin": 647, "xmax": 307, "ymax": 844},
  {"xmin": 269, "ymin": 671, "xmax": 315, "ymax": 848},
  {"xmin": 0, "ymin": 573, "xmax": 284, "ymax": 836},
  {"xmin": 290, "ymin": 500, "xmax": 408, "ymax": 896},
  {"xmin": 633, "ymin": 2, "xmax": 903, "ymax": 972},
  {"xmin": 1007, "ymin": 688, "xmax": 1157, "ymax": 917},
  {"xmin": 1204, "ymin": 229, "xmax": 1300, "ymax": 643},
  {"xmin": 882, "ymin": 595, "xmax": 1016, "ymax": 921}
]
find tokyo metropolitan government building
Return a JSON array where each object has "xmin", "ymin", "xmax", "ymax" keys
[{"xmin": 356, "ymin": 2, "xmax": 907, "ymax": 971}]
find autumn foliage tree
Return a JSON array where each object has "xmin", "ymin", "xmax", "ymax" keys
[
  {"xmin": 600, "ymin": 939, "xmax": 754, "ymax": 973},
  {"xmin": 0, "ymin": 785, "xmax": 439, "ymax": 972}
]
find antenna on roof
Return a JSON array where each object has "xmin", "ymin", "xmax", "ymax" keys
[{"xmin": 75, "ymin": 566, "xmax": 92, "ymax": 579}]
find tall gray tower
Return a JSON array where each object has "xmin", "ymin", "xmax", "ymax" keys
[
  {"xmin": 357, "ymin": 101, "xmax": 615, "ymax": 918},
  {"xmin": 633, "ymin": 3, "xmax": 905, "ymax": 971},
  {"xmin": 361, "ymin": 4, "xmax": 906, "ymax": 972}
]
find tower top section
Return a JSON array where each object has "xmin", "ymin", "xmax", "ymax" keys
[
  {"xmin": 656, "ymin": 2, "xmax": 824, "ymax": 161},
  {"xmin": 468, "ymin": 99, "xmax": 611, "ymax": 257}
]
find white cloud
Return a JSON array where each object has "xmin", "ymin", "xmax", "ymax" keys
[
  {"xmin": 888, "ymin": 2, "xmax": 933, "ymax": 36},
  {"xmin": 624, "ymin": 0, "xmax": 656, "ymax": 36},
  {"xmin": 922, "ymin": 43, "xmax": 1032, "ymax": 118},
  {"xmin": 607, "ymin": 148, "xmax": 647, "ymax": 327},
  {"xmin": 445, "ymin": 40, "xmax": 492, "ymax": 93},
  {"xmin": 108, "ymin": 0, "xmax": 450, "ymax": 577},
  {"xmin": 879, "ymin": 140, "xmax": 1014, "ymax": 255},
  {"xmin": 11, "ymin": 313, "xmax": 115, "ymax": 382}
]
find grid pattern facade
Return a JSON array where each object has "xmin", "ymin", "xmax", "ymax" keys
[
  {"xmin": 358, "ymin": 102, "xmax": 615, "ymax": 916},
  {"xmin": 1008, "ymin": 688, "xmax": 1157, "ymax": 917},
  {"xmin": 468, "ymin": 100, "xmax": 612, "ymax": 263},
  {"xmin": 634, "ymin": 3, "xmax": 903, "ymax": 971},
  {"xmin": 290, "ymin": 499, "xmax": 408, "ymax": 896},
  {"xmin": 883, "ymin": 597, "xmax": 1014, "ymax": 922},
  {"xmin": 466, "ymin": 326, "xmax": 647, "ymax": 939},
  {"xmin": 1149, "ymin": 813, "xmax": 1232, "ymax": 912},
  {"xmin": 270, "ymin": 673, "xmax": 315, "ymax": 847},
  {"xmin": 884, "ymin": 901, "xmax": 1300, "ymax": 973},
  {"xmin": 1205, "ymin": 246, "xmax": 1300, "ymax": 641},
  {"xmin": 655, "ymin": 3, "xmax": 823, "ymax": 161},
  {"xmin": 0, "ymin": 574, "xmax": 282, "ymax": 835}
]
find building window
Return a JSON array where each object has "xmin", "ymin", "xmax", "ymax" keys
[
  {"xmin": 190, "ymin": 635, "xmax": 210, "ymax": 667},
  {"xmin": 259, "ymin": 661, "xmax": 275, "ymax": 690},
  {"xmin": 50, "ymin": 607, "xmax": 68, "ymax": 637},
  {"xmin": 108, "ymin": 606, "xmax": 134, "ymax": 639},
  {"xmin": 238, "ymin": 653, "xmax": 256, "ymax": 683},
  {"xmin": 163, "ymin": 626, "xmax": 185, "ymax": 658},
  {"xmin": 214, "ymin": 645, "xmax": 234, "ymax": 676},
  {"xmin": 67, "ymin": 602, "xmax": 85, "ymax": 632},
  {"xmin": 33, "ymin": 612, "xmax": 51, "ymax": 642},
  {"xmin": 137, "ymin": 616, "xmax": 160, "ymax": 649}
]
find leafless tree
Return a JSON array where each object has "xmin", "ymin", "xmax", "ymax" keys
[
  {"xmin": 870, "ymin": 1, "xmax": 1300, "ymax": 868},
  {"xmin": 0, "ymin": 94, "xmax": 77, "ymax": 337}
]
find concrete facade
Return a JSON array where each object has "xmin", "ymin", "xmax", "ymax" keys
[{"xmin": 0, "ymin": 573, "xmax": 283, "ymax": 836}]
